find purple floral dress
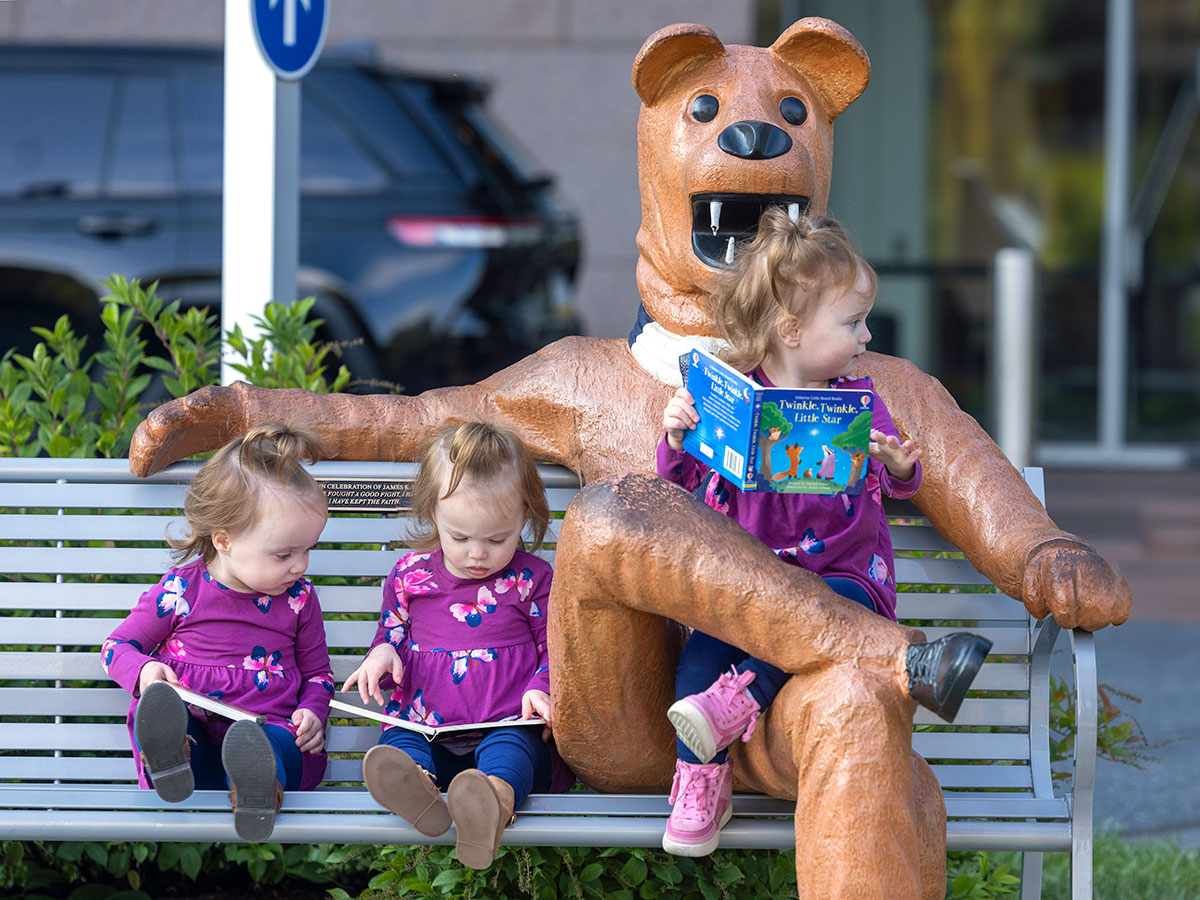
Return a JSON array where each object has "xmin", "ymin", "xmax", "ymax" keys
[
  {"xmin": 368, "ymin": 548, "xmax": 574, "ymax": 791},
  {"xmin": 658, "ymin": 375, "xmax": 922, "ymax": 620},
  {"xmin": 102, "ymin": 560, "xmax": 334, "ymax": 790}
]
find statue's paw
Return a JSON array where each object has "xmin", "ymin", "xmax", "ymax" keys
[
  {"xmin": 129, "ymin": 384, "xmax": 247, "ymax": 476},
  {"xmin": 1022, "ymin": 542, "xmax": 1132, "ymax": 631}
]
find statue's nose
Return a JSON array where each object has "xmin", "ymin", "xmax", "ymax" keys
[{"xmin": 717, "ymin": 121, "xmax": 793, "ymax": 160}]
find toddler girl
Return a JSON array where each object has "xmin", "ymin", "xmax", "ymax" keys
[
  {"xmin": 102, "ymin": 423, "xmax": 333, "ymax": 842},
  {"xmin": 343, "ymin": 421, "xmax": 572, "ymax": 869},
  {"xmin": 658, "ymin": 208, "xmax": 987, "ymax": 856}
]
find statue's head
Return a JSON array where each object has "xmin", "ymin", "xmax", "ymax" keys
[{"xmin": 632, "ymin": 18, "xmax": 870, "ymax": 335}]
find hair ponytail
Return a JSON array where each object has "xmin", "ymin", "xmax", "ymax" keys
[
  {"xmin": 713, "ymin": 206, "xmax": 875, "ymax": 374},
  {"xmin": 168, "ymin": 423, "xmax": 329, "ymax": 564},
  {"xmin": 408, "ymin": 422, "xmax": 549, "ymax": 553}
]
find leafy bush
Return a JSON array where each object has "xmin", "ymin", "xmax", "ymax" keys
[{"xmin": 0, "ymin": 275, "xmax": 353, "ymax": 460}]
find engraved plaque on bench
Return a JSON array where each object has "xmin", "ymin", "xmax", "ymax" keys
[{"xmin": 316, "ymin": 478, "xmax": 413, "ymax": 514}]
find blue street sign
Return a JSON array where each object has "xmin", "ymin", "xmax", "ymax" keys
[{"xmin": 251, "ymin": 0, "xmax": 329, "ymax": 80}]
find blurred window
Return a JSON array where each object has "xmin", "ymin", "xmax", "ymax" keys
[
  {"xmin": 0, "ymin": 73, "xmax": 113, "ymax": 198},
  {"xmin": 108, "ymin": 76, "xmax": 175, "ymax": 195}
]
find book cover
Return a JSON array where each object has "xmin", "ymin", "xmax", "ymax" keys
[
  {"xmin": 329, "ymin": 698, "xmax": 545, "ymax": 742},
  {"xmin": 680, "ymin": 347, "xmax": 874, "ymax": 494}
]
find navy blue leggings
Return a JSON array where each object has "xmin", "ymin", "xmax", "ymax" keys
[
  {"xmin": 140, "ymin": 714, "xmax": 303, "ymax": 791},
  {"xmin": 378, "ymin": 725, "xmax": 551, "ymax": 809},
  {"xmin": 675, "ymin": 576, "xmax": 875, "ymax": 765}
]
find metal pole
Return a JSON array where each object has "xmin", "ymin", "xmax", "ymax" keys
[
  {"xmin": 994, "ymin": 248, "xmax": 1035, "ymax": 471},
  {"xmin": 1098, "ymin": 0, "xmax": 1134, "ymax": 455},
  {"xmin": 222, "ymin": 0, "xmax": 300, "ymax": 385}
]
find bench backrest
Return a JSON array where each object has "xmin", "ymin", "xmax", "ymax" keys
[{"xmin": 0, "ymin": 458, "xmax": 1046, "ymax": 797}]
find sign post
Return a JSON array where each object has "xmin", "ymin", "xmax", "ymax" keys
[{"xmin": 222, "ymin": 0, "xmax": 328, "ymax": 385}]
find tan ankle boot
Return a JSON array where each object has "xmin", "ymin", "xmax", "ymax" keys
[
  {"xmin": 363, "ymin": 744, "xmax": 451, "ymax": 837},
  {"xmin": 446, "ymin": 769, "xmax": 516, "ymax": 869}
]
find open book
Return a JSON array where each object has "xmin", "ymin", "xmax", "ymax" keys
[
  {"xmin": 168, "ymin": 684, "xmax": 266, "ymax": 725},
  {"xmin": 681, "ymin": 347, "xmax": 874, "ymax": 494},
  {"xmin": 330, "ymin": 698, "xmax": 545, "ymax": 741}
]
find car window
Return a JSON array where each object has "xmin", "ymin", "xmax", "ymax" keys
[
  {"xmin": 178, "ymin": 68, "xmax": 396, "ymax": 193},
  {"xmin": 177, "ymin": 71, "xmax": 224, "ymax": 192},
  {"xmin": 0, "ymin": 72, "xmax": 113, "ymax": 198},
  {"xmin": 300, "ymin": 94, "xmax": 389, "ymax": 193},
  {"xmin": 306, "ymin": 70, "xmax": 462, "ymax": 185},
  {"xmin": 108, "ymin": 76, "xmax": 175, "ymax": 196}
]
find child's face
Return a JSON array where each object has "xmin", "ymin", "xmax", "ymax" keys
[
  {"xmin": 435, "ymin": 483, "xmax": 525, "ymax": 581},
  {"xmin": 783, "ymin": 266, "xmax": 874, "ymax": 387},
  {"xmin": 209, "ymin": 492, "xmax": 327, "ymax": 597}
]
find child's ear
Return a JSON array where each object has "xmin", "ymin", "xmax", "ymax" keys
[
  {"xmin": 777, "ymin": 314, "xmax": 804, "ymax": 348},
  {"xmin": 211, "ymin": 529, "xmax": 233, "ymax": 555}
]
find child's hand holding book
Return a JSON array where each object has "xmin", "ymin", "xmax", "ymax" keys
[
  {"xmin": 341, "ymin": 643, "xmax": 404, "ymax": 706},
  {"xmin": 521, "ymin": 689, "xmax": 553, "ymax": 741}
]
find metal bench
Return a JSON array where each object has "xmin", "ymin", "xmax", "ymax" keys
[{"xmin": 0, "ymin": 458, "xmax": 1095, "ymax": 899}]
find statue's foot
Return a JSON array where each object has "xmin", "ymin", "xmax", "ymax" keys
[{"xmin": 905, "ymin": 633, "xmax": 992, "ymax": 723}]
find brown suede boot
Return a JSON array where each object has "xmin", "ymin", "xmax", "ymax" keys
[
  {"xmin": 445, "ymin": 769, "xmax": 515, "ymax": 869},
  {"xmin": 363, "ymin": 744, "xmax": 451, "ymax": 837}
]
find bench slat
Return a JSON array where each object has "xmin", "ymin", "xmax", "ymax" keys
[
  {"xmin": 913, "ymin": 732, "xmax": 1031, "ymax": 761},
  {"xmin": 895, "ymin": 592, "xmax": 1028, "ymax": 621},
  {"xmin": 893, "ymin": 557, "xmax": 994, "ymax": 586}
]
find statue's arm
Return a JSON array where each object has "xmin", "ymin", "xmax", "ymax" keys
[
  {"xmin": 127, "ymin": 339, "xmax": 604, "ymax": 477},
  {"xmin": 868, "ymin": 354, "xmax": 1131, "ymax": 631}
]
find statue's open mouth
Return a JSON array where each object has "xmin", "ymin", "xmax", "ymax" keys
[{"xmin": 691, "ymin": 193, "xmax": 811, "ymax": 268}]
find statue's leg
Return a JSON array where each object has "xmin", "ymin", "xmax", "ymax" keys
[
  {"xmin": 733, "ymin": 671, "xmax": 945, "ymax": 900},
  {"xmin": 549, "ymin": 472, "xmax": 918, "ymax": 788},
  {"xmin": 548, "ymin": 472, "xmax": 944, "ymax": 894}
]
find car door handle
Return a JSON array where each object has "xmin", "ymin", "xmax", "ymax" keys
[{"xmin": 75, "ymin": 214, "xmax": 156, "ymax": 238}]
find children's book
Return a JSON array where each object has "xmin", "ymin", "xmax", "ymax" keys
[
  {"xmin": 680, "ymin": 347, "xmax": 875, "ymax": 494},
  {"xmin": 168, "ymin": 684, "xmax": 266, "ymax": 725},
  {"xmin": 329, "ymin": 698, "xmax": 545, "ymax": 742}
]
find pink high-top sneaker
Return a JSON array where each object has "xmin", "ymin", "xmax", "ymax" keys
[
  {"xmin": 661, "ymin": 759, "xmax": 733, "ymax": 857},
  {"xmin": 667, "ymin": 667, "xmax": 761, "ymax": 764}
]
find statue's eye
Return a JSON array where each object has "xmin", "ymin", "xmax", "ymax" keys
[
  {"xmin": 780, "ymin": 97, "xmax": 808, "ymax": 126},
  {"xmin": 690, "ymin": 94, "xmax": 719, "ymax": 123}
]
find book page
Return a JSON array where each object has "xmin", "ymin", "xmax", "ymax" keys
[
  {"xmin": 169, "ymin": 684, "xmax": 266, "ymax": 725},
  {"xmin": 330, "ymin": 698, "xmax": 544, "ymax": 739}
]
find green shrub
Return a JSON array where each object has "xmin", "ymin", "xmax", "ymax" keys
[{"xmin": 0, "ymin": 274, "xmax": 353, "ymax": 460}]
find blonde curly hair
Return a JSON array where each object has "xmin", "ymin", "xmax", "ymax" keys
[{"xmin": 713, "ymin": 206, "xmax": 876, "ymax": 375}]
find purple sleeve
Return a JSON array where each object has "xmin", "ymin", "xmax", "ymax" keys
[
  {"xmin": 871, "ymin": 389, "xmax": 923, "ymax": 500},
  {"xmin": 101, "ymin": 573, "xmax": 184, "ymax": 697},
  {"xmin": 293, "ymin": 586, "xmax": 333, "ymax": 724},
  {"xmin": 656, "ymin": 434, "xmax": 707, "ymax": 492},
  {"xmin": 523, "ymin": 567, "xmax": 553, "ymax": 698},
  {"xmin": 367, "ymin": 562, "xmax": 405, "ymax": 691}
]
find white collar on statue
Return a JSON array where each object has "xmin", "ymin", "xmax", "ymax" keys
[{"xmin": 627, "ymin": 304, "xmax": 730, "ymax": 388}]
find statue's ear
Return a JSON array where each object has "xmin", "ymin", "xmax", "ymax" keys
[
  {"xmin": 770, "ymin": 17, "xmax": 870, "ymax": 120},
  {"xmin": 632, "ymin": 23, "xmax": 726, "ymax": 107}
]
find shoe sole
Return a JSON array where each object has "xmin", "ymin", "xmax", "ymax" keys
[
  {"xmin": 446, "ymin": 769, "xmax": 502, "ymax": 870},
  {"xmin": 660, "ymin": 802, "xmax": 732, "ymax": 857},
  {"xmin": 936, "ymin": 636, "xmax": 994, "ymax": 723},
  {"xmin": 667, "ymin": 699, "xmax": 719, "ymax": 764},
  {"xmin": 222, "ymin": 720, "xmax": 278, "ymax": 842},
  {"xmin": 363, "ymin": 745, "xmax": 451, "ymax": 837},
  {"xmin": 134, "ymin": 681, "xmax": 194, "ymax": 803}
]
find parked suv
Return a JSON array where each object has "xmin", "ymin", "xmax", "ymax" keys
[{"xmin": 0, "ymin": 46, "xmax": 581, "ymax": 393}]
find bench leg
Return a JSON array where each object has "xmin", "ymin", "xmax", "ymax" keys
[{"xmin": 1019, "ymin": 851, "xmax": 1042, "ymax": 900}]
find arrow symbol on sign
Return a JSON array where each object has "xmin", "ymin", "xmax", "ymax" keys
[{"xmin": 270, "ymin": 0, "xmax": 312, "ymax": 47}]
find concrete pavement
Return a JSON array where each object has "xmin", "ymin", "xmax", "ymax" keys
[{"xmin": 1042, "ymin": 467, "xmax": 1200, "ymax": 847}]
